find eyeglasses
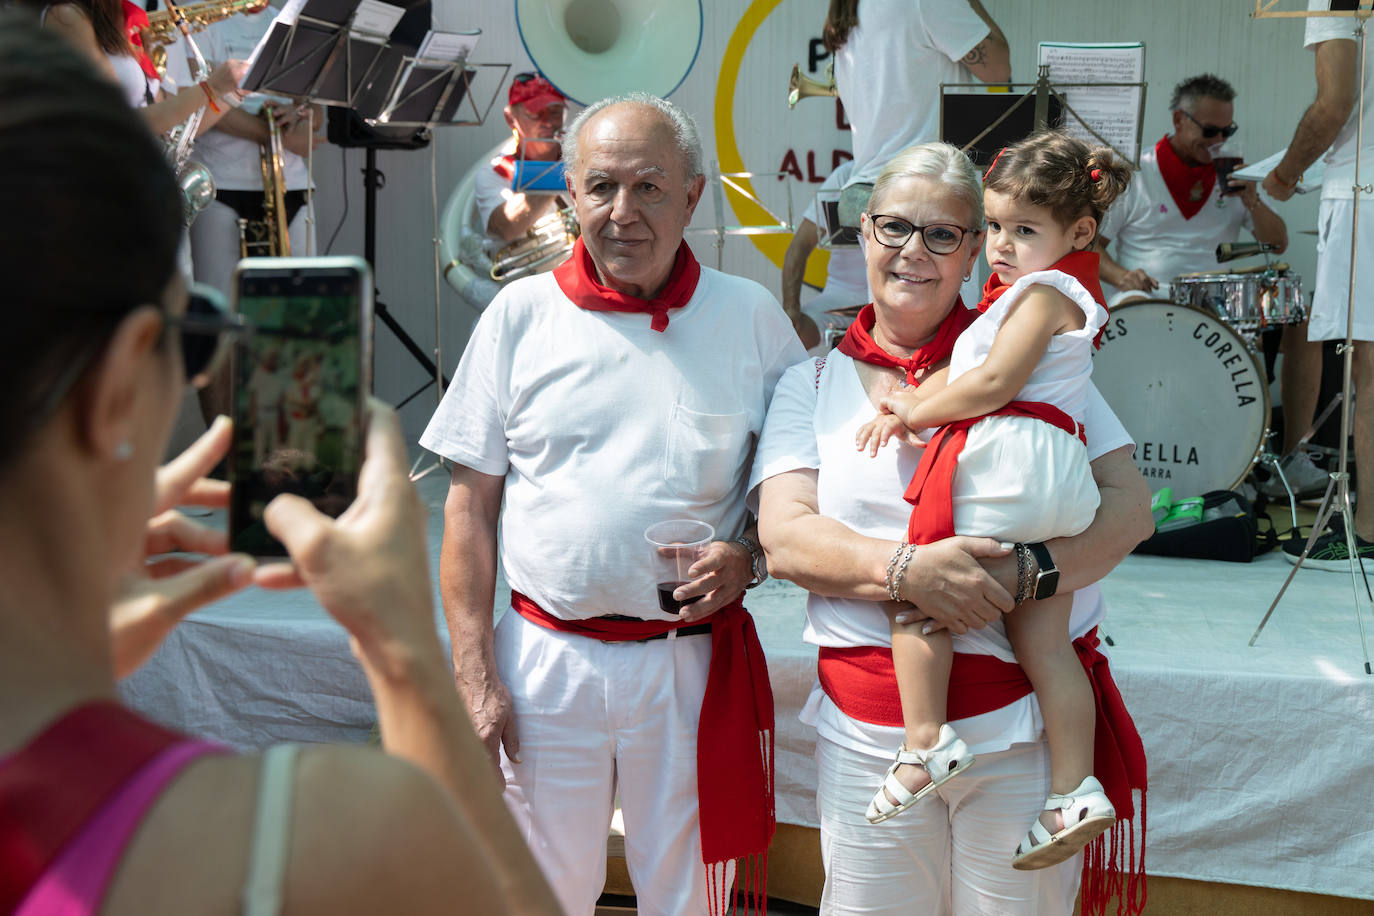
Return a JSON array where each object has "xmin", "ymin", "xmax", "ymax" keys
[
  {"xmin": 169, "ymin": 283, "xmax": 248, "ymax": 389},
  {"xmin": 1181, "ymin": 110, "xmax": 1238, "ymax": 140},
  {"xmin": 866, "ymin": 214, "xmax": 972, "ymax": 255}
]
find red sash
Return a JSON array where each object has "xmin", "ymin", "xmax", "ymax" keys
[
  {"xmin": 905, "ymin": 400, "xmax": 1085, "ymax": 546},
  {"xmin": 0, "ymin": 702, "xmax": 188, "ymax": 912},
  {"xmin": 510, "ymin": 592, "xmax": 775, "ymax": 916},
  {"xmin": 1155, "ymin": 134, "xmax": 1215, "ymax": 221},
  {"xmin": 552, "ymin": 237, "xmax": 701, "ymax": 332},
  {"xmin": 836, "ymin": 301, "xmax": 976, "ymax": 386},
  {"xmin": 818, "ymin": 628, "xmax": 1147, "ymax": 916}
]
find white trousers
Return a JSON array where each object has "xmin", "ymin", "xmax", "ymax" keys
[
  {"xmin": 188, "ymin": 195, "xmax": 313, "ymax": 297},
  {"xmin": 815, "ymin": 737, "xmax": 1080, "ymax": 915},
  {"xmin": 494, "ymin": 610, "xmax": 716, "ymax": 916}
]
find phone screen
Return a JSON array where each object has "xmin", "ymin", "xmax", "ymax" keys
[{"xmin": 228, "ymin": 258, "xmax": 372, "ymax": 556}]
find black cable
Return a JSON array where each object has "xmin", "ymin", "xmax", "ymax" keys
[{"xmin": 324, "ymin": 146, "xmax": 349, "ymax": 255}]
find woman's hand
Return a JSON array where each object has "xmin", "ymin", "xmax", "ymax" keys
[
  {"xmin": 111, "ymin": 417, "xmax": 255, "ymax": 677},
  {"xmin": 256, "ymin": 400, "xmax": 438, "ymax": 670},
  {"xmin": 893, "ymin": 537, "xmax": 1013, "ymax": 634}
]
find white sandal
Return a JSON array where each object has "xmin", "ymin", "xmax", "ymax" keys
[
  {"xmin": 865, "ymin": 724, "xmax": 974, "ymax": 824},
  {"xmin": 1011, "ymin": 775, "xmax": 1116, "ymax": 870}
]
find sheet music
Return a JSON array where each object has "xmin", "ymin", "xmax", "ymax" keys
[
  {"xmin": 416, "ymin": 30, "xmax": 479, "ymax": 63},
  {"xmin": 351, "ymin": 0, "xmax": 404, "ymax": 37},
  {"xmin": 1037, "ymin": 41, "xmax": 1145, "ymax": 162},
  {"xmin": 1233, "ymin": 148, "xmax": 1324, "ymax": 194}
]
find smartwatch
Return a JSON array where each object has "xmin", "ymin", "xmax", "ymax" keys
[
  {"xmin": 1027, "ymin": 541, "xmax": 1059, "ymax": 600},
  {"xmin": 735, "ymin": 534, "xmax": 768, "ymax": 588}
]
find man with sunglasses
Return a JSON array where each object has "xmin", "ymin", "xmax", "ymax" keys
[
  {"xmin": 1095, "ymin": 74, "xmax": 1288, "ymax": 305},
  {"xmin": 475, "ymin": 73, "xmax": 569, "ymax": 247}
]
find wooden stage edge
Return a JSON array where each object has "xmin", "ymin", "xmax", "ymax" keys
[{"xmin": 604, "ymin": 823, "xmax": 1374, "ymax": 914}]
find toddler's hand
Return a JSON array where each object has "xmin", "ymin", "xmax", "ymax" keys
[{"xmin": 855, "ymin": 411, "xmax": 909, "ymax": 457}]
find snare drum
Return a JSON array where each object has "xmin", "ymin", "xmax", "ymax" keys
[
  {"xmin": 1171, "ymin": 271, "xmax": 1306, "ymax": 335},
  {"xmin": 1093, "ymin": 300, "xmax": 1269, "ymax": 495}
]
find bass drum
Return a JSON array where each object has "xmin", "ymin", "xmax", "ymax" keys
[{"xmin": 1092, "ymin": 299, "xmax": 1269, "ymax": 496}]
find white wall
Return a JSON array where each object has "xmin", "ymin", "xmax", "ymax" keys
[{"xmin": 311, "ymin": 0, "xmax": 1328, "ymax": 449}]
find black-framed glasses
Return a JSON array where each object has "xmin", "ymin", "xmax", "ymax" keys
[
  {"xmin": 1181, "ymin": 110, "xmax": 1238, "ymax": 140},
  {"xmin": 866, "ymin": 214, "xmax": 973, "ymax": 255},
  {"xmin": 171, "ymin": 283, "xmax": 249, "ymax": 389}
]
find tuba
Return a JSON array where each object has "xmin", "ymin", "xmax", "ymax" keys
[
  {"xmin": 239, "ymin": 106, "xmax": 291, "ymax": 257},
  {"xmin": 489, "ymin": 203, "xmax": 578, "ymax": 283}
]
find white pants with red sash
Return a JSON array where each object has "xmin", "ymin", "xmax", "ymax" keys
[{"xmin": 494, "ymin": 608, "xmax": 717, "ymax": 916}]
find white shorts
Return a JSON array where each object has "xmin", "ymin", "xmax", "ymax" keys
[
  {"xmin": 1311, "ymin": 197, "xmax": 1374, "ymax": 342},
  {"xmin": 815, "ymin": 736, "xmax": 1081, "ymax": 915}
]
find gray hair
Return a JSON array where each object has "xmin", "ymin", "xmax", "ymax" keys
[
  {"xmin": 868, "ymin": 142, "xmax": 985, "ymax": 228},
  {"xmin": 1170, "ymin": 73, "xmax": 1236, "ymax": 113},
  {"xmin": 561, "ymin": 92, "xmax": 704, "ymax": 186}
]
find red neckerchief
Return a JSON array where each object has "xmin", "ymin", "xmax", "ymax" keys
[
  {"xmin": 979, "ymin": 249, "xmax": 1108, "ymax": 349},
  {"xmin": 1155, "ymin": 134, "xmax": 1214, "ymax": 220},
  {"xmin": 817, "ymin": 632, "xmax": 1147, "ymax": 916},
  {"xmin": 0, "ymin": 703, "xmax": 198, "ymax": 912},
  {"xmin": 121, "ymin": 1, "xmax": 159, "ymax": 80},
  {"xmin": 553, "ymin": 237, "xmax": 701, "ymax": 332},
  {"xmin": 510, "ymin": 592, "xmax": 774, "ymax": 916},
  {"xmin": 836, "ymin": 301, "xmax": 977, "ymax": 387},
  {"xmin": 492, "ymin": 153, "xmax": 515, "ymax": 181}
]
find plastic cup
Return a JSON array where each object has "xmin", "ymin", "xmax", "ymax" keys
[{"xmin": 644, "ymin": 519, "xmax": 714, "ymax": 614}]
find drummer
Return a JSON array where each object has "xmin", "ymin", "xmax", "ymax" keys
[
  {"xmin": 476, "ymin": 73, "xmax": 568, "ymax": 247},
  {"xmin": 1094, "ymin": 74, "xmax": 1324, "ymax": 495}
]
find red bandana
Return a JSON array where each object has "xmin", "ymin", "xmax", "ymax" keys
[
  {"xmin": 979, "ymin": 249, "xmax": 1108, "ymax": 349},
  {"xmin": 1154, "ymin": 134, "xmax": 1214, "ymax": 220},
  {"xmin": 121, "ymin": 1, "xmax": 159, "ymax": 80},
  {"xmin": 492, "ymin": 153, "xmax": 515, "ymax": 181},
  {"xmin": 836, "ymin": 301, "xmax": 977, "ymax": 386},
  {"xmin": 553, "ymin": 236, "xmax": 701, "ymax": 332}
]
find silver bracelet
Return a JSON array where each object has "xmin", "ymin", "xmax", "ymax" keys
[
  {"xmin": 889, "ymin": 543, "xmax": 917, "ymax": 602},
  {"xmin": 1013, "ymin": 542, "xmax": 1033, "ymax": 604},
  {"xmin": 884, "ymin": 542, "xmax": 906, "ymax": 600}
]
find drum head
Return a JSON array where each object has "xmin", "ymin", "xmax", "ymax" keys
[{"xmin": 1093, "ymin": 300, "xmax": 1269, "ymax": 496}]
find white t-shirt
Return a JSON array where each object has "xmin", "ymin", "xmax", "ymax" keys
[
  {"xmin": 473, "ymin": 137, "xmax": 518, "ymax": 240},
  {"xmin": 164, "ymin": 8, "xmax": 310, "ymax": 191},
  {"xmin": 803, "ymin": 161, "xmax": 867, "ymax": 300},
  {"xmin": 747, "ymin": 351, "xmax": 1132, "ymax": 759},
  {"xmin": 834, "ymin": 0, "xmax": 989, "ymax": 188},
  {"xmin": 1098, "ymin": 142, "xmax": 1253, "ymax": 298},
  {"xmin": 1306, "ymin": 0, "xmax": 1374, "ymax": 199},
  {"xmin": 421, "ymin": 266, "xmax": 806, "ymax": 620}
]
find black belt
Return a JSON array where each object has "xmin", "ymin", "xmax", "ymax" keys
[{"xmin": 599, "ymin": 615, "xmax": 713, "ymax": 641}]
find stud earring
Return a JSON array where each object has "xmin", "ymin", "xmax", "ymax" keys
[
  {"xmin": 963, "ymin": 273, "xmax": 972, "ymax": 282},
  {"xmin": 113, "ymin": 441, "xmax": 133, "ymax": 462}
]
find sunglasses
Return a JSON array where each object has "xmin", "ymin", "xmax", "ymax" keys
[
  {"xmin": 170, "ymin": 283, "xmax": 248, "ymax": 389},
  {"xmin": 1181, "ymin": 110, "xmax": 1238, "ymax": 140},
  {"xmin": 866, "ymin": 214, "xmax": 973, "ymax": 255}
]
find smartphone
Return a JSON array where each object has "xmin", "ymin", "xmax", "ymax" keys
[{"xmin": 228, "ymin": 256, "xmax": 373, "ymax": 556}]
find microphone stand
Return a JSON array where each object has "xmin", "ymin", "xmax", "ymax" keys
[{"xmin": 1251, "ymin": 13, "xmax": 1373, "ymax": 672}]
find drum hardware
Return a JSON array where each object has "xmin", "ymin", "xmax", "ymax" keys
[
  {"xmin": 787, "ymin": 63, "xmax": 837, "ymax": 109},
  {"xmin": 1249, "ymin": 5, "xmax": 1371, "ymax": 674},
  {"xmin": 1171, "ymin": 269, "xmax": 1306, "ymax": 340},
  {"xmin": 1215, "ymin": 241, "xmax": 1279, "ymax": 262}
]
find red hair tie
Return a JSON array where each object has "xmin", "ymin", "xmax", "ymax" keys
[
  {"xmin": 984, "ymin": 147, "xmax": 1007, "ymax": 182},
  {"xmin": 1090, "ymin": 168, "xmax": 1103, "ymax": 182}
]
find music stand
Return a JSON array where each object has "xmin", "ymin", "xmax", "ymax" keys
[
  {"xmin": 1249, "ymin": 0, "xmax": 1374, "ymax": 672},
  {"xmin": 244, "ymin": 1, "xmax": 492, "ymax": 408}
]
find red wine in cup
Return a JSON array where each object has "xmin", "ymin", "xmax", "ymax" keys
[
  {"xmin": 658, "ymin": 583, "xmax": 702, "ymax": 614},
  {"xmin": 1214, "ymin": 156, "xmax": 1243, "ymax": 194}
]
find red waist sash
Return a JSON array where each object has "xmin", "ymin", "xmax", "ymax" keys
[
  {"xmin": 510, "ymin": 591, "xmax": 775, "ymax": 915},
  {"xmin": 905, "ymin": 400, "xmax": 1085, "ymax": 546}
]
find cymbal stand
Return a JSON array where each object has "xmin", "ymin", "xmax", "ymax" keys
[
  {"xmin": 1256, "ymin": 393, "xmax": 1344, "ymax": 533},
  {"xmin": 1251, "ymin": 16, "xmax": 1373, "ymax": 672}
]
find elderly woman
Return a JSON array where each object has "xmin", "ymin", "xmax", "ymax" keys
[
  {"xmin": 0, "ymin": 23, "xmax": 557, "ymax": 916},
  {"xmin": 751, "ymin": 142, "xmax": 1152, "ymax": 915}
]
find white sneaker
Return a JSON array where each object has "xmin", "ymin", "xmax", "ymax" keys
[{"xmin": 1259, "ymin": 451, "xmax": 1330, "ymax": 498}]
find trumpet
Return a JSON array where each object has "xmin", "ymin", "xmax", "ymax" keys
[
  {"xmin": 788, "ymin": 63, "xmax": 837, "ymax": 109},
  {"xmin": 142, "ymin": 0, "xmax": 269, "ymax": 77}
]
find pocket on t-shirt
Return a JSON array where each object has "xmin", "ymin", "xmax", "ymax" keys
[{"xmin": 663, "ymin": 403, "xmax": 750, "ymax": 503}]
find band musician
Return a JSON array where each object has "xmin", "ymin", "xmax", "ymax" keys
[{"xmin": 476, "ymin": 72, "xmax": 569, "ymax": 249}]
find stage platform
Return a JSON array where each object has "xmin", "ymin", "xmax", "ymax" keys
[{"xmin": 120, "ymin": 472, "xmax": 1374, "ymax": 907}]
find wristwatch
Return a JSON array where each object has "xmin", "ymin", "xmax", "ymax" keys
[
  {"xmin": 1027, "ymin": 541, "xmax": 1059, "ymax": 600},
  {"xmin": 735, "ymin": 534, "xmax": 768, "ymax": 588}
]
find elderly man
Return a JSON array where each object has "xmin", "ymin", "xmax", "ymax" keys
[
  {"xmin": 476, "ymin": 73, "xmax": 569, "ymax": 245},
  {"xmin": 421, "ymin": 94, "xmax": 805, "ymax": 914},
  {"xmin": 1263, "ymin": 0, "xmax": 1374, "ymax": 567},
  {"xmin": 1096, "ymin": 73, "xmax": 1324, "ymax": 497}
]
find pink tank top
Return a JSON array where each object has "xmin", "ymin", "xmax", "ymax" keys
[{"xmin": 10, "ymin": 739, "xmax": 224, "ymax": 915}]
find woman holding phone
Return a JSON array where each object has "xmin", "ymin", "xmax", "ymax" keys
[{"xmin": 0, "ymin": 21, "xmax": 559, "ymax": 916}]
